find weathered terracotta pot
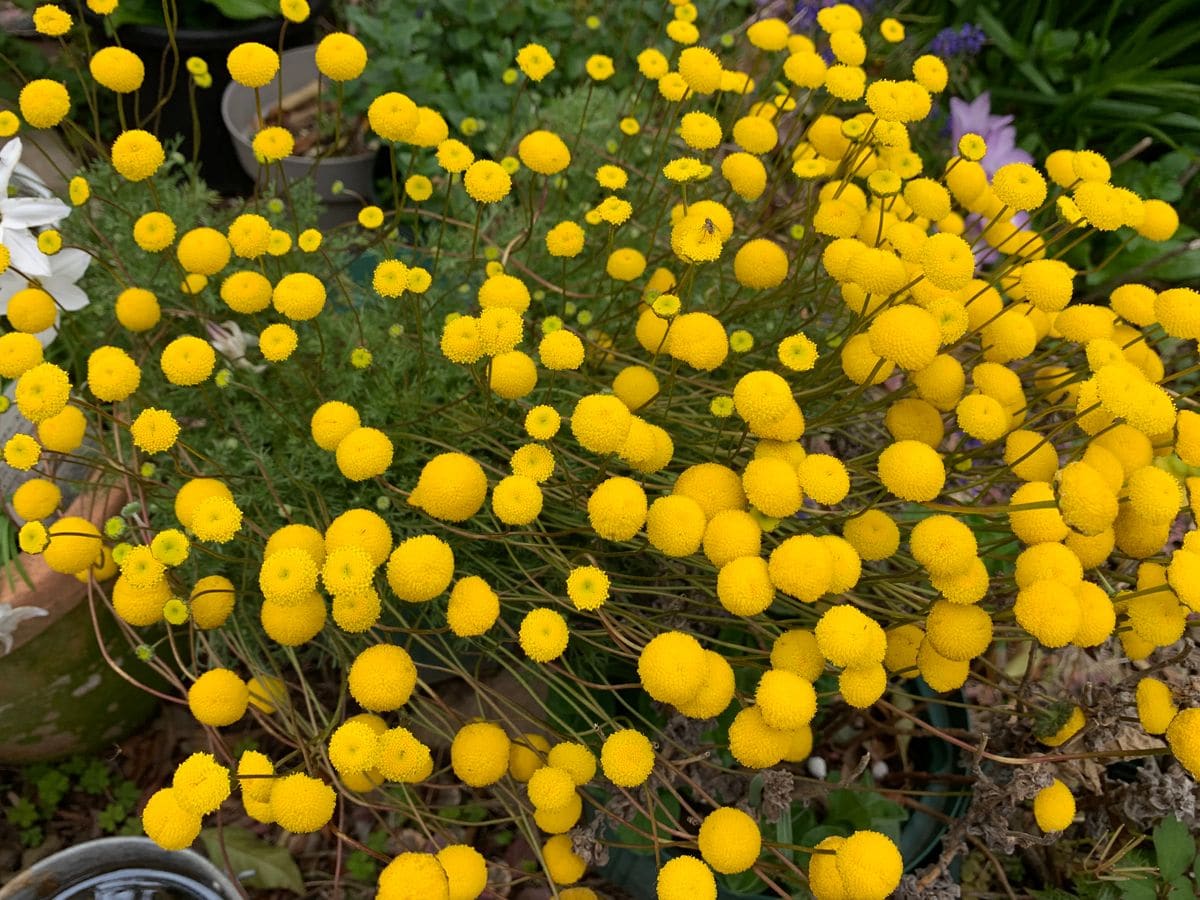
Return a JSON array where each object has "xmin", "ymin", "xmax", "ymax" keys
[{"xmin": 0, "ymin": 481, "xmax": 159, "ymax": 763}]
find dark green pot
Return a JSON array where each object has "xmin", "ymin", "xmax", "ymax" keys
[
  {"xmin": 0, "ymin": 484, "xmax": 160, "ymax": 764},
  {"xmin": 0, "ymin": 580, "xmax": 160, "ymax": 764}
]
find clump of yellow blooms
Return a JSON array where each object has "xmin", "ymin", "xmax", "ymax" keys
[{"xmin": 4, "ymin": 2, "xmax": 1199, "ymax": 896}]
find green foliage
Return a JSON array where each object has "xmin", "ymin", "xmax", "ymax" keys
[
  {"xmin": 610, "ymin": 789, "xmax": 680, "ymax": 852},
  {"xmin": 0, "ymin": 510, "xmax": 33, "ymax": 591},
  {"xmin": 77, "ymin": 757, "xmax": 113, "ymax": 795},
  {"xmin": 1153, "ymin": 817, "xmax": 1195, "ymax": 882},
  {"xmin": 1114, "ymin": 816, "xmax": 1200, "ymax": 900},
  {"xmin": 922, "ymin": 0, "xmax": 1200, "ymax": 292},
  {"xmin": 344, "ymin": 0, "xmax": 747, "ymax": 142},
  {"xmin": 933, "ymin": 0, "xmax": 1200, "ymax": 152},
  {"xmin": 3, "ymin": 754, "xmax": 142, "ymax": 848},
  {"xmin": 1040, "ymin": 818, "xmax": 1200, "ymax": 900},
  {"xmin": 821, "ymin": 785, "xmax": 909, "ymax": 845},
  {"xmin": 1081, "ymin": 150, "xmax": 1200, "ymax": 289},
  {"xmin": 5, "ymin": 797, "xmax": 39, "ymax": 830},
  {"xmin": 344, "ymin": 829, "xmax": 389, "ymax": 883},
  {"xmin": 102, "ymin": 0, "xmax": 281, "ymax": 28},
  {"xmin": 207, "ymin": 0, "xmax": 281, "ymax": 20},
  {"xmin": 199, "ymin": 827, "xmax": 306, "ymax": 893},
  {"xmin": 441, "ymin": 801, "xmax": 489, "ymax": 822}
]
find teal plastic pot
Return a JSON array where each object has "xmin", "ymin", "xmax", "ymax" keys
[{"xmin": 601, "ymin": 679, "xmax": 970, "ymax": 899}]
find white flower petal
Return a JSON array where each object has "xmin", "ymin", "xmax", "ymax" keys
[
  {"xmin": 0, "ymin": 197, "xmax": 69, "ymax": 230},
  {"xmin": 0, "ymin": 139, "xmax": 21, "ymax": 197},
  {"xmin": 44, "ymin": 279, "xmax": 89, "ymax": 312},
  {"xmin": 50, "ymin": 247, "xmax": 90, "ymax": 284},
  {"xmin": 0, "ymin": 271, "xmax": 23, "ymax": 311},
  {"xmin": 35, "ymin": 321, "xmax": 60, "ymax": 348},
  {"xmin": 2, "ymin": 229, "xmax": 51, "ymax": 277}
]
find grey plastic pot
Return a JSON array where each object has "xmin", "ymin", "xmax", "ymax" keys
[
  {"xmin": 220, "ymin": 44, "xmax": 377, "ymax": 224},
  {"xmin": 0, "ymin": 836, "xmax": 240, "ymax": 899}
]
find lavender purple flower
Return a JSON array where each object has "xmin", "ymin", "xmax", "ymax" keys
[
  {"xmin": 949, "ymin": 92, "xmax": 1034, "ymax": 177},
  {"xmin": 948, "ymin": 92, "xmax": 1034, "ymax": 265},
  {"xmin": 930, "ymin": 23, "xmax": 987, "ymax": 58},
  {"xmin": 754, "ymin": 0, "xmax": 877, "ymax": 32}
]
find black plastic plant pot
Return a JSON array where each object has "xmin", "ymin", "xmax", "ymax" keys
[
  {"xmin": 0, "ymin": 836, "xmax": 241, "ymax": 900},
  {"xmin": 601, "ymin": 679, "xmax": 971, "ymax": 900},
  {"xmin": 85, "ymin": 6, "xmax": 320, "ymax": 195}
]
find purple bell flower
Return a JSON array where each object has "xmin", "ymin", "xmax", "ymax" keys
[{"xmin": 949, "ymin": 92, "xmax": 1034, "ymax": 177}]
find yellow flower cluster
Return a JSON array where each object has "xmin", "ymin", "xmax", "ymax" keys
[{"xmin": 5, "ymin": 1, "xmax": 1200, "ymax": 896}]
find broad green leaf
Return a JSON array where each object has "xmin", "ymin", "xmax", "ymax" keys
[
  {"xmin": 775, "ymin": 801, "xmax": 794, "ymax": 863},
  {"xmin": 1117, "ymin": 879, "xmax": 1159, "ymax": 900},
  {"xmin": 1087, "ymin": 882, "xmax": 1126, "ymax": 900},
  {"xmin": 1147, "ymin": 251, "xmax": 1200, "ymax": 283},
  {"xmin": 1153, "ymin": 815, "xmax": 1195, "ymax": 881},
  {"xmin": 1167, "ymin": 878, "xmax": 1194, "ymax": 900},
  {"xmin": 208, "ymin": 0, "xmax": 280, "ymax": 20},
  {"xmin": 721, "ymin": 869, "xmax": 768, "ymax": 895},
  {"xmin": 611, "ymin": 790, "xmax": 680, "ymax": 851},
  {"xmin": 200, "ymin": 826, "xmax": 305, "ymax": 894}
]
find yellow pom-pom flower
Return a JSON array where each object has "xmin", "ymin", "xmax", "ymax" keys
[
  {"xmin": 111, "ymin": 130, "xmax": 164, "ymax": 181},
  {"xmin": 878, "ymin": 440, "xmax": 946, "ymax": 501},
  {"xmin": 600, "ymin": 728, "xmax": 654, "ymax": 786},
  {"xmin": 385, "ymin": 534, "xmax": 453, "ymax": 602},
  {"xmin": 270, "ymin": 773, "xmax": 336, "ymax": 833},
  {"xmin": 409, "ymin": 452, "xmax": 488, "ymax": 522},
  {"xmin": 519, "ymin": 607, "xmax": 569, "ymax": 662},
  {"xmin": 1033, "ymin": 779, "xmax": 1075, "ymax": 832},
  {"xmin": 697, "ymin": 807, "xmax": 761, "ymax": 874},
  {"xmin": 451, "ymin": 721, "xmax": 510, "ymax": 787},
  {"xmin": 172, "ymin": 752, "xmax": 230, "ymax": 815},
  {"xmin": 187, "ymin": 668, "xmax": 248, "ymax": 727},
  {"xmin": 315, "ymin": 33, "xmax": 367, "ymax": 81},
  {"xmin": 142, "ymin": 788, "xmax": 202, "ymax": 851}
]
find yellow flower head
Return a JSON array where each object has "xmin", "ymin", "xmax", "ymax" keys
[
  {"xmin": 958, "ymin": 133, "xmax": 987, "ymax": 161},
  {"xmin": 226, "ymin": 42, "xmax": 279, "ymax": 88},
  {"xmin": 90, "ymin": 46, "xmax": 144, "ymax": 93},
  {"xmin": 586, "ymin": 54, "xmax": 615, "ymax": 81},
  {"xmin": 463, "ymin": 160, "xmax": 511, "ymax": 203},
  {"xmin": 357, "ymin": 205, "xmax": 385, "ymax": 229},
  {"xmin": 880, "ymin": 17, "xmax": 905, "ymax": 42},
  {"xmin": 20, "ymin": 80, "xmax": 70, "ymax": 129},
  {"xmin": 33, "ymin": 4, "xmax": 72, "ymax": 36},
  {"xmin": 252, "ymin": 126, "xmax": 294, "ymax": 163},
  {"xmin": 516, "ymin": 43, "xmax": 555, "ymax": 81},
  {"xmin": 315, "ymin": 33, "xmax": 367, "ymax": 81}
]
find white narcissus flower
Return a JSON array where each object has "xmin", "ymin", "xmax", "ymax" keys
[
  {"xmin": 0, "ymin": 138, "xmax": 90, "ymax": 345},
  {"xmin": 0, "ymin": 138, "xmax": 69, "ymax": 278},
  {"xmin": 0, "ymin": 247, "xmax": 91, "ymax": 346}
]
